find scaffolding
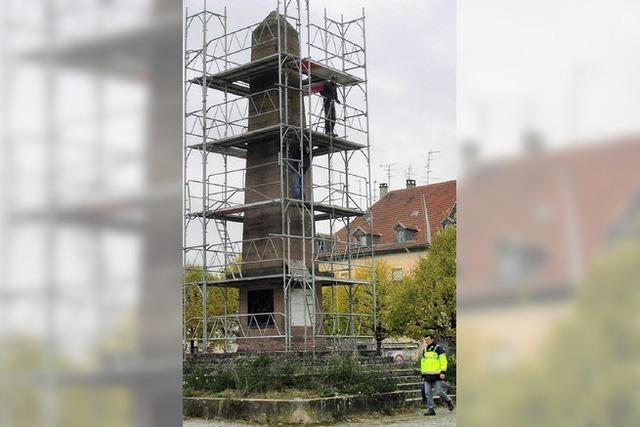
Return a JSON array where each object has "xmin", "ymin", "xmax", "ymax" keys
[
  {"xmin": 2, "ymin": 1, "xmax": 184, "ymax": 426},
  {"xmin": 184, "ymin": 0, "xmax": 375, "ymax": 352}
]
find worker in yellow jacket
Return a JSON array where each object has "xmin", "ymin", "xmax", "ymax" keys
[{"xmin": 420, "ymin": 332, "xmax": 454, "ymax": 416}]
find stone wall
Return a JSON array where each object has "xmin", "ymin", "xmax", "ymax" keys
[{"xmin": 184, "ymin": 391, "xmax": 456, "ymax": 424}]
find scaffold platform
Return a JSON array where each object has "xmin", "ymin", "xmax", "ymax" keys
[
  {"xmin": 189, "ymin": 198, "xmax": 365, "ymax": 222},
  {"xmin": 190, "ymin": 53, "xmax": 364, "ymax": 96},
  {"xmin": 197, "ymin": 274, "xmax": 371, "ymax": 288},
  {"xmin": 188, "ymin": 124, "xmax": 365, "ymax": 157}
]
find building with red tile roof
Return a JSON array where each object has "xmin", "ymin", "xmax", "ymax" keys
[
  {"xmin": 458, "ymin": 137, "xmax": 640, "ymax": 366},
  {"xmin": 459, "ymin": 136, "xmax": 640, "ymax": 307},
  {"xmin": 332, "ymin": 179, "xmax": 456, "ymax": 280}
]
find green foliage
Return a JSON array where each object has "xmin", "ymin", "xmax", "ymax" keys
[
  {"xmin": 0, "ymin": 336, "xmax": 131, "ymax": 426},
  {"xmin": 183, "ymin": 263, "xmax": 240, "ymax": 338},
  {"xmin": 459, "ymin": 240, "xmax": 640, "ymax": 426},
  {"xmin": 382, "ymin": 225, "xmax": 456, "ymax": 339},
  {"xmin": 319, "ymin": 355, "xmax": 397, "ymax": 395},
  {"xmin": 183, "ymin": 354, "xmax": 397, "ymax": 398},
  {"xmin": 321, "ymin": 261, "xmax": 393, "ymax": 336},
  {"xmin": 318, "ymin": 226, "xmax": 456, "ymax": 341}
]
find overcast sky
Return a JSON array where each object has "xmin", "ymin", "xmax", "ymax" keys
[
  {"xmin": 195, "ymin": 0, "xmax": 457, "ymax": 190},
  {"xmin": 459, "ymin": 0, "xmax": 640, "ymax": 159}
]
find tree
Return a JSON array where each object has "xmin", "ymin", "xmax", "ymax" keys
[
  {"xmin": 321, "ymin": 261, "xmax": 393, "ymax": 336},
  {"xmin": 459, "ymin": 240, "xmax": 640, "ymax": 427},
  {"xmin": 183, "ymin": 263, "xmax": 239, "ymax": 340},
  {"xmin": 383, "ymin": 225, "xmax": 456, "ymax": 339}
]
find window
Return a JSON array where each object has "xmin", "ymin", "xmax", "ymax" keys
[
  {"xmin": 352, "ymin": 229, "xmax": 377, "ymax": 247},
  {"xmin": 496, "ymin": 237, "xmax": 547, "ymax": 283},
  {"xmin": 395, "ymin": 228, "xmax": 417, "ymax": 243},
  {"xmin": 394, "ymin": 223, "xmax": 418, "ymax": 243},
  {"xmin": 392, "ymin": 268, "xmax": 404, "ymax": 281},
  {"xmin": 441, "ymin": 204, "xmax": 457, "ymax": 228},
  {"xmin": 316, "ymin": 237, "xmax": 332, "ymax": 252},
  {"xmin": 247, "ymin": 289, "xmax": 275, "ymax": 328}
]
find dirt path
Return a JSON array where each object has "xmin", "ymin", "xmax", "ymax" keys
[{"xmin": 184, "ymin": 408, "xmax": 456, "ymax": 426}]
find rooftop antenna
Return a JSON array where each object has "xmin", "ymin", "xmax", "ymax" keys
[
  {"xmin": 425, "ymin": 149, "xmax": 440, "ymax": 184},
  {"xmin": 373, "ymin": 179, "xmax": 378, "ymax": 200},
  {"xmin": 405, "ymin": 164, "xmax": 414, "ymax": 180},
  {"xmin": 379, "ymin": 162, "xmax": 398, "ymax": 189}
]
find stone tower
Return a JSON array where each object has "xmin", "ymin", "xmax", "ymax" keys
[{"xmin": 238, "ymin": 12, "xmax": 316, "ymax": 350}]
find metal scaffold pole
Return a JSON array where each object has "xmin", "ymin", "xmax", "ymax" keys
[
  {"xmin": 361, "ymin": 6, "xmax": 377, "ymax": 339},
  {"xmin": 182, "ymin": 6, "xmax": 189, "ymax": 349},
  {"xmin": 199, "ymin": 0, "xmax": 209, "ymax": 349}
]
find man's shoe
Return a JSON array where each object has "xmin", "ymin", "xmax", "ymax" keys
[
  {"xmin": 424, "ymin": 408, "xmax": 436, "ymax": 416},
  {"xmin": 447, "ymin": 400, "xmax": 454, "ymax": 411}
]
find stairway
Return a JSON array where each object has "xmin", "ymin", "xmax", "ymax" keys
[{"xmin": 359, "ymin": 356, "xmax": 456, "ymax": 407}]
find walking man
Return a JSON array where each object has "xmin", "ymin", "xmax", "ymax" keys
[
  {"xmin": 420, "ymin": 332, "xmax": 454, "ymax": 416},
  {"xmin": 320, "ymin": 75, "xmax": 340, "ymax": 136}
]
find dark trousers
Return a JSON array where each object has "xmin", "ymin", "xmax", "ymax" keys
[{"xmin": 323, "ymin": 100, "xmax": 336, "ymax": 134}]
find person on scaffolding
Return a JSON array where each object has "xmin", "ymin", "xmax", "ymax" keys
[
  {"xmin": 320, "ymin": 75, "xmax": 341, "ymax": 137},
  {"xmin": 290, "ymin": 141, "xmax": 311, "ymax": 199}
]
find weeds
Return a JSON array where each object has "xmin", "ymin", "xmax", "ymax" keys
[{"xmin": 183, "ymin": 354, "xmax": 398, "ymax": 398}]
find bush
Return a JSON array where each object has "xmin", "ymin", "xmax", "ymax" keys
[
  {"xmin": 183, "ymin": 365, "xmax": 235, "ymax": 396},
  {"xmin": 183, "ymin": 354, "xmax": 398, "ymax": 398}
]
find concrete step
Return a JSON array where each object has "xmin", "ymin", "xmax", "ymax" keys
[
  {"xmin": 396, "ymin": 382, "xmax": 423, "ymax": 391},
  {"xmin": 364, "ymin": 367, "xmax": 419, "ymax": 375},
  {"xmin": 362, "ymin": 361, "xmax": 415, "ymax": 367},
  {"xmin": 399, "ymin": 389, "xmax": 458, "ymax": 397},
  {"xmin": 404, "ymin": 394, "xmax": 457, "ymax": 405},
  {"xmin": 401, "ymin": 390, "xmax": 422, "ymax": 399},
  {"xmin": 384, "ymin": 374, "xmax": 419, "ymax": 382}
]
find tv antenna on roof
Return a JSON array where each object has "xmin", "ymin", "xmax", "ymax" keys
[
  {"xmin": 379, "ymin": 162, "xmax": 398, "ymax": 189},
  {"xmin": 425, "ymin": 150, "xmax": 440, "ymax": 184},
  {"xmin": 405, "ymin": 164, "xmax": 415, "ymax": 180}
]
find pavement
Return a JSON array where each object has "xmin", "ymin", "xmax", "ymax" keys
[{"xmin": 183, "ymin": 408, "xmax": 456, "ymax": 426}]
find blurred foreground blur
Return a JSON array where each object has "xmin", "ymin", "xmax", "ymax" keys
[
  {"xmin": 458, "ymin": 137, "xmax": 640, "ymax": 425},
  {"xmin": 0, "ymin": 1, "xmax": 181, "ymax": 426},
  {"xmin": 458, "ymin": 1, "xmax": 640, "ymax": 425}
]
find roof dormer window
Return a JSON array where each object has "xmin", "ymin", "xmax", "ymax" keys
[
  {"xmin": 394, "ymin": 223, "xmax": 418, "ymax": 243},
  {"xmin": 352, "ymin": 228, "xmax": 379, "ymax": 247}
]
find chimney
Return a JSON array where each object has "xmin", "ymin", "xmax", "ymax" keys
[
  {"xmin": 379, "ymin": 183, "xmax": 388, "ymax": 199},
  {"xmin": 523, "ymin": 129, "xmax": 545, "ymax": 155},
  {"xmin": 461, "ymin": 139, "xmax": 480, "ymax": 174},
  {"xmin": 406, "ymin": 179, "xmax": 416, "ymax": 189}
]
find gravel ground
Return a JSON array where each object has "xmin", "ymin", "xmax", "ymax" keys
[{"xmin": 183, "ymin": 408, "xmax": 456, "ymax": 427}]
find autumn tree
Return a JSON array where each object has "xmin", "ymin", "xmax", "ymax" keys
[
  {"xmin": 383, "ymin": 225, "xmax": 456, "ymax": 339},
  {"xmin": 459, "ymin": 240, "xmax": 640, "ymax": 427},
  {"xmin": 183, "ymin": 263, "xmax": 239, "ymax": 339},
  {"xmin": 321, "ymin": 261, "xmax": 393, "ymax": 335}
]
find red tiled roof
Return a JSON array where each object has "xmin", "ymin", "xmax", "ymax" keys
[
  {"xmin": 458, "ymin": 136, "xmax": 640, "ymax": 304},
  {"xmin": 336, "ymin": 180, "xmax": 457, "ymax": 251}
]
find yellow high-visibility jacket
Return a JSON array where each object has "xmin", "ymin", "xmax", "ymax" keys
[{"xmin": 420, "ymin": 343, "xmax": 448, "ymax": 378}]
